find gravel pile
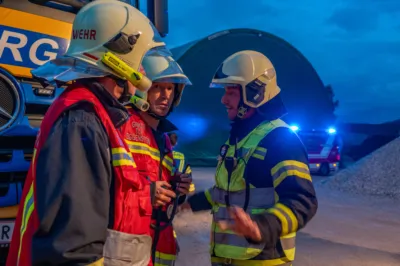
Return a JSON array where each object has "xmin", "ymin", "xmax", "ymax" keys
[{"xmin": 323, "ymin": 137, "xmax": 400, "ymax": 200}]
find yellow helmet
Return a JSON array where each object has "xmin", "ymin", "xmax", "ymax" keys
[
  {"xmin": 210, "ymin": 50, "xmax": 280, "ymax": 110},
  {"xmin": 140, "ymin": 55, "xmax": 191, "ymax": 107}
]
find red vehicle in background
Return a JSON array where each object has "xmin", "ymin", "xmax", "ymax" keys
[{"xmin": 290, "ymin": 125, "xmax": 341, "ymax": 176}]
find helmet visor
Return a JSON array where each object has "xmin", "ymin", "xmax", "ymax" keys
[
  {"xmin": 142, "ymin": 54, "xmax": 191, "ymax": 85},
  {"xmin": 31, "ymin": 56, "xmax": 110, "ymax": 87},
  {"xmin": 145, "ymin": 45, "xmax": 173, "ymax": 58},
  {"xmin": 209, "ymin": 82, "xmax": 243, "ymax": 89}
]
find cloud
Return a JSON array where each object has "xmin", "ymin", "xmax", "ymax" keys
[{"xmin": 327, "ymin": 7, "xmax": 379, "ymax": 33}]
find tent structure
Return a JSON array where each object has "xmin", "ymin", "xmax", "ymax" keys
[{"xmin": 169, "ymin": 28, "xmax": 334, "ymax": 166}]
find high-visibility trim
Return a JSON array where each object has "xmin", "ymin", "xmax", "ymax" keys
[
  {"xmin": 185, "ymin": 165, "xmax": 192, "ymax": 174},
  {"xmin": 87, "ymin": 258, "xmax": 104, "ymax": 266},
  {"xmin": 204, "ymin": 189, "xmax": 214, "ymax": 206},
  {"xmin": 111, "ymin": 147, "xmax": 137, "ymax": 167},
  {"xmin": 280, "ymin": 232, "xmax": 296, "ymax": 260},
  {"xmin": 126, "ymin": 140, "xmax": 174, "ymax": 172},
  {"xmin": 271, "ymin": 160, "xmax": 312, "ymax": 187},
  {"xmin": 212, "ymin": 221, "xmax": 235, "ymax": 235},
  {"xmin": 172, "ymin": 151, "xmax": 185, "ymax": 160},
  {"xmin": 213, "ymin": 244, "xmax": 263, "ymax": 263},
  {"xmin": 17, "ymin": 183, "xmax": 35, "ymax": 264},
  {"xmin": 211, "ymin": 119, "xmax": 297, "ymax": 262},
  {"xmin": 211, "ymin": 251, "xmax": 292, "ymax": 265},
  {"xmin": 177, "ymin": 159, "xmax": 185, "ymax": 172},
  {"xmin": 154, "ymin": 251, "xmax": 176, "ymax": 266},
  {"xmin": 252, "ymin": 146, "xmax": 267, "ymax": 160},
  {"xmin": 267, "ymin": 203, "xmax": 298, "ymax": 235}
]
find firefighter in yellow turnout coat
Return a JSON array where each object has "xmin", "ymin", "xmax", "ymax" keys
[{"xmin": 181, "ymin": 51, "xmax": 318, "ymax": 265}]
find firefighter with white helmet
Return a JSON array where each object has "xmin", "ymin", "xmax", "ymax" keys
[
  {"xmin": 7, "ymin": 1, "xmax": 176, "ymax": 265},
  {"xmin": 181, "ymin": 50, "xmax": 318, "ymax": 265},
  {"xmin": 119, "ymin": 54, "xmax": 192, "ymax": 265}
]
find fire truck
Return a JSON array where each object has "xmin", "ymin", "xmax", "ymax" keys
[
  {"xmin": 290, "ymin": 125, "xmax": 341, "ymax": 176},
  {"xmin": 0, "ymin": 0, "xmax": 167, "ymax": 262}
]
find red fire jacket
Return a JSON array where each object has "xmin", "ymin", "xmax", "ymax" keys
[
  {"xmin": 7, "ymin": 84, "xmax": 153, "ymax": 266},
  {"xmin": 120, "ymin": 106, "xmax": 178, "ymax": 265}
]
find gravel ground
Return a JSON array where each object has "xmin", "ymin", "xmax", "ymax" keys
[
  {"xmin": 174, "ymin": 167, "xmax": 400, "ymax": 266},
  {"xmin": 323, "ymin": 137, "xmax": 400, "ymax": 200}
]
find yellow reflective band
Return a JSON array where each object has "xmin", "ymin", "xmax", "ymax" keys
[
  {"xmin": 126, "ymin": 140, "xmax": 160, "ymax": 154},
  {"xmin": 275, "ymin": 203, "xmax": 298, "ymax": 233},
  {"xmin": 271, "ymin": 160, "xmax": 309, "ymax": 176},
  {"xmin": 273, "ymin": 170, "xmax": 312, "ymax": 188},
  {"xmin": 126, "ymin": 140, "xmax": 174, "ymax": 171},
  {"xmin": 267, "ymin": 207, "xmax": 289, "ymax": 235},
  {"xmin": 17, "ymin": 183, "xmax": 35, "ymax": 262},
  {"xmin": 283, "ymin": 247, "xmax": 295, "ymax": 261},
  {"xmin": 111, "ymin": 147, "xmax": 137, "ymax": 167},
  {"xmin": 281, "ymin": 232, "xmax": 296, "ymax": 239},
  {"xmin": 87, "ymin": 258, "xmax": 104, "ymax": 266},
  {"xmin": 211, "ymin": 249, "xmax": 291, "ymax": 265},
  {"xmin": 154, "ymin": 251, "xmax": 176, "ymax": 266},
  {"xmin": 271, "ymin": 160, "xmax": 312, "ymax": 187},
  {"xmin": 32, "ymin": 148, "xmax": 37, "ymax": 164},
  {"xmin": 212, "ymin": 221, "xmax": 235, "ymax": 235},
  {"xmin": 267, "ymin": 203, "xmax": 298, "ymax": 235},
  {"xmin": 204, "ymin": 189, "xmax": 214, "ymax": 206},
  {"xmin": 172, "ymin": 151, "xmax": 185, "ymax": 160},
  {"xmin": 189, "ymin": 183, "xmax": 195, "ymax": 192},
  {"xmin": 211, "ymin": 256, "xmax": 291, "ymax": 265},
  {"xmin": 252, "ymin": 146, "xmax": 267, "ymax": 160}
]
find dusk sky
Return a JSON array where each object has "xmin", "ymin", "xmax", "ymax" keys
[{"xmin": 141, "ymin": 0, "xmax": 400, "ymax": 124}]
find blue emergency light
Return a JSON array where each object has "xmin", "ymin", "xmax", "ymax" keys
[
  {"xmin": 327, "ymin": 127, "xmax": 336, "ymax": 134},
  {"xmin": 290, "ymin": 125, "xmax": 299, "ymax": 132}
]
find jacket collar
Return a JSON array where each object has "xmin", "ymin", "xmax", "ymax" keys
[{"xmin": 80, "ymin": 80, "xmax": 130, "ymax": 129}]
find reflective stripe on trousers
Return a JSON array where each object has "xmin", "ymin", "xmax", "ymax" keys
[
  {"xmin": 154, "ymin": 251, "xmax": 176, "ymax": 266},
  {"xmin": 211, "ymin": 257, "xmax": 292, "ymax": 266}
]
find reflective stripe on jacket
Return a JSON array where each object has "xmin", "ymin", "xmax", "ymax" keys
[
  {"xmin": 172, "ymin": 150, "xmax": 194, "ymax": 192},
  {"xmin": 7, "ymin": 85, "xmax": 153, "ymax": 266},
  {"xmin": 209, "ymin": 119, "xmax": 298, "ymax": 265},
  {"xmin": 121, "ymin": 106, "xmax": 177, "ymax": 266}
]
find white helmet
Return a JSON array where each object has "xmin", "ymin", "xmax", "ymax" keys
[
  {"xmin": 210, "ymin": 50, "xmax": 280, "ymax": 111},
  {"xmin": 32, "ymin": 0, "xmax": 171, "ymax": 92},
  {"xmin": 138, "ymin": 55, "xmax": 191, "ymax": 107}
]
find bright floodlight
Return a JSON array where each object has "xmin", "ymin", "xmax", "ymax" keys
[
  {"xmin": 328, "ymin": 127, "xmax": 336, "ymax": 134},
  {"xmin": 290, "ymin": 125, "xmax": 299, "ymax": 131}
]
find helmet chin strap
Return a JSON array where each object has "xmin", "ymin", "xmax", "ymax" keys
[
  {"xmin": 118, "ymin": 80, "xmax": 132, "ymax": 104},
  {"xmin": 147, "ymin": 108, "xmax": 166, "ymax": 120},
  {"xmin": 146, "ymin": 104, "xmax": 175, "ymax": 120},
  {"xmin": 234, "ymin": 90, "xmax": 249, "ymax": 121}
]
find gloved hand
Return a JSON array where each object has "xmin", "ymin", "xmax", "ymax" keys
[
  {"xmin": 150, "ymin": 181, "xmax": 176, "ymax": 207},
  {"xmin": 172, "ymin": 172, "xmax": 192, "ymax": 195}
]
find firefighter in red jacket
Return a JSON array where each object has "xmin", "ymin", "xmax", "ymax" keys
[
  {"xmin": 119, "ymin": 54, "xmax": 192, "ymax": 265},
  {"xmin": 7, "ymin": 1, "xmax": 176, "ymax": 265}
]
